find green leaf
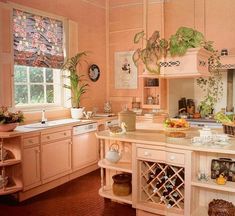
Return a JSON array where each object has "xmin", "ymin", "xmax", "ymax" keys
[{"xmin": 134, "ymin": 31, "xmax": 145, "ymax": 43}]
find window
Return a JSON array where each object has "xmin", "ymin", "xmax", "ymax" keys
[
  {"xmin": 14, "ymin": 65, "xmax": 61, "ymax": 106},
  {"xmin": 13, "ymin": 8, "xmax": 66, "ymax": 108}
]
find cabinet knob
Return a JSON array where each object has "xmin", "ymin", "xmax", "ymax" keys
[
  {"xmin": 47, "ymin": 136, "xmax": 50, "ymax": 139},
  {"xmin": 35, "ymin": 149, "xmax": 40, "ymax": 153},
  {"xmin": 144, "ymin": 151, "xmax": 151, "ymax": 157},
  {"xmin": 64, "ymin": 132, "xmax": 67, "ymax": 136},
  {"xmin": 169, "ymin": 155, "xmax": 176, "ymax": 161},
  {"xmin": 29, "ymin": 139, "xmax": 33, "ymax": 143}
]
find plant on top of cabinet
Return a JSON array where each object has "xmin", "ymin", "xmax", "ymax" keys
[
  {"xmin": 0, "ymin": 107, "xmax": 24, "ymax": 132},
  {"xmin": 133, "ymin": 30, "xmax": 169, "ymax": 74},
  {"xmin": 61, "ymin": 52, "xmax": 89, "ymax": 119},
  {"xmin": 133, "ymin": 26, "xmax": 214, "ymax": 77}
]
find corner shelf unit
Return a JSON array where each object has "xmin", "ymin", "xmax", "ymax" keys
[
  {"xmin": 0, "ymin": 136, "xmax": 22, "ymax": 195},
  {"xmin": 98, "ymin": 139, "xmax": 133, "ymax": 205}
]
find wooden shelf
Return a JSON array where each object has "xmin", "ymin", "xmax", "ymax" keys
[
  {"xmin": 0, "ymin": 179, "xmax": 22, "ymax": 195},
  {"xmin": 144, "ymin": 86, "xmax": 159, "ymax": 89},
  {"xmin": 142, "ymin": 104, "xmax": 160, "ymax": 109},
  {"xmin": 98, "ymin": 159, "xmax": 132, "ymax": 173},
  {"xmin": 191, "ymin": 206, "xmax": 208, "ymax": 216},
  {"xmin": 0, "ymin": 159, "xmax": 21, "ymax": 167},
  {"xmin": 99, "ymin": 186, "xmax": 132, "ymax": 205},
  {"xmin": 191, "ymin": 178, "xmax": 235, "ymax": 193}
]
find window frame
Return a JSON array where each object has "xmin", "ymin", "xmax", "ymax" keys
[{"xmin": 10, "ymin": 2, "xmax": 69, "ymax": 111}]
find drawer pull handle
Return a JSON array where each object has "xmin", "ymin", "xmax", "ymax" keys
[
  {"xmin": 47, "ymin": 136, "xmax": 50, "ymax": 139},
  {"xmin": 144, "ymin": 151, "xmax": 151, "ymax": 157},
  {"xmin": 169, "ymin": 155, "xmax": 176, "ymax": 161}
]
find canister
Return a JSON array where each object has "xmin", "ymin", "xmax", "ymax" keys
[{"xmin": 118, "ymin": 109, "xmax": 136, "ymax": 131}]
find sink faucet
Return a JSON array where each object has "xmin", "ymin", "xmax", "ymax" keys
[{"xmin": 41, "ymin": 109, "xmax": 47, "ymax": 124}]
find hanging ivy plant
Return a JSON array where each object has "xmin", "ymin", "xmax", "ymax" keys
[{"xmin": 132, "ymin": 30, "xmax": 169, "ymax": 74}]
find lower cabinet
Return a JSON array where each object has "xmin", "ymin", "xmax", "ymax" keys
[
  {"xmin": 133, "ymin": 143, "xmax": 192, "ymax": 216},
  {"xmin": 42, "ymin": 139, "xmax": 72, "ymax": 183},
  {"xmin": 22, "ymin": 146, "xmax": 41, "ymax": 190},
  {"xmin": 72, "ymin": 131, "xmax": 98, "ymax": 170}
]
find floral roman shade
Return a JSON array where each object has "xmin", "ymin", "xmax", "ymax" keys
[{"xmin": 13, "ymin": 9, "xmax": 64, "ymax": 69}]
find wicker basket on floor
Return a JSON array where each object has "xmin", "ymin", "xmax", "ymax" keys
[{"xmin": 223, "ymin": 123, "xmax": 235, "ymax": 136}]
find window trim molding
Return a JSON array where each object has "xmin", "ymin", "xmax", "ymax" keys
[{"xmin": 8, "ymin": 1, "xmax": 70, "ymax": 111}]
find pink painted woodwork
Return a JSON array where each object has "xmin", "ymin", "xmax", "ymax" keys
[
  {"xmin": 72, "ymin": 131, "xmax": 98, "ymax": 170},
  {"xmin": 22, "ymin": 146, "xmax": 41, "ymax": 190},
  {"xmin": 0, "ymin": 3, "xmax": 13, "ymax": 107}
]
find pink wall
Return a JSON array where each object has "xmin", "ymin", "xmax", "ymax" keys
[{"xmin": 1, "ymin": 0, "xmax": 107, "ymax": 122}]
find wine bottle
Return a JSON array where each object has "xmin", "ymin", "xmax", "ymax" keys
[
  {"xmin": 167, "ymin": 200, "xmax": 175, "ymax": 208},
  {"xmin": 155, "ymin": 167, "xmax": 161, "ymax": 176},
  {"xmin": 172, "ymin": 192, "xmax": 180, "ymax": 201},
  {"xmin": 166, "ymin": 167, "xmax": 174, "ymax": 178},
  {"xmin": 166, "ymin": 183, "xmax": 173, "ymax": 193}
]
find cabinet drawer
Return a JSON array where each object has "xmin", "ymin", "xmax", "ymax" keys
[
  {"xmin": 166, "ymin": 151, "xmax": 185, "ymax": 166},
  {"xmin": 23, "ymin": 136, "xmax": 40, "ymax": 147},
  {"xmin": 41, "ymin": 130, "xmax": 71, "ymax": 143},
  {"xmin": 137, "ymin": 147, "xmax": 166, "ymax": 161}
]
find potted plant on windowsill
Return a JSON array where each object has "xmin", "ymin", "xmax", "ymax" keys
[{"xmin": 61, "ymin": 52, "xmax": 89, "ymax": 119}]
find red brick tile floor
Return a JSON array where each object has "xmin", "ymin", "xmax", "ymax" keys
[{"xmin": 0, "ymin": 169, "xmax": 136, "ymax": 216}]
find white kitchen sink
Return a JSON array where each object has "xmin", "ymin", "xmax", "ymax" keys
[{"xmin": 24, "ymin": 119, "xmax": 81, "ymax": 128}]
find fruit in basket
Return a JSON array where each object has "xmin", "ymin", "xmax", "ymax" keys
[{"xmin": 164, "ymin": 118, "xmax": 189, "ymax": 128}]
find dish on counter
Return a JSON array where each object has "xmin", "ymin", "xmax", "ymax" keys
[{"xmin": 164, "ymin": 118, "xmax": 190, "ymax": 131}]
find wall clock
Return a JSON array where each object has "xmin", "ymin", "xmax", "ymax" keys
[{"xmin": 88, "ymin": 64, "xmax": 100, "ymax": 82}]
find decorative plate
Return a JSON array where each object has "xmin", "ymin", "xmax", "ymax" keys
[{"xmin": 88, "ymin": 64, "xmax": 100, "ymax": 82}]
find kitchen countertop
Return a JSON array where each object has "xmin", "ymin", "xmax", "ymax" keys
[
  {"xmin": 96, "ymin": 127, "xmax": 235, "ymax": 154},
  {"xmin": 0, "ymin": 116, "xmax": 118, "ymax": 138}
]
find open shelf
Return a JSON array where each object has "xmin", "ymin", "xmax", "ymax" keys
[
  {"xmin": 0, "ymin": 177, "xmax": 22, "ymax": 195},
  {"xmin": 191, "ymin": 178, "xmax": 235, "ymax": 193},
  {"xmin": 99, "ymin": 186, "xmax": 132, "ymax": 205},
  {"xmin": 0, "ymin": 159, "xmax": 21, "ymax": 167},
  {"xmin": 98, "ymin": 159, "xmax": 132, "ymax": 173}
]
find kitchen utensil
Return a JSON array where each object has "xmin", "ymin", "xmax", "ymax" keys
[{"xmin": 105, "ymin": 143, "xmax": 122, "ymax": 163}]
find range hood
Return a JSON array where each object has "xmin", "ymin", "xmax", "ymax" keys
[{"xmin": 140, "ymin": 48, "xmax": 211, "ymax": 78}]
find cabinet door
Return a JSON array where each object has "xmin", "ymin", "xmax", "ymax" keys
[
  {"xmin": 72, "ymin": 132, "xmax": 98, "ymax": 170},
  {"xmin": 23, "ymin": 146, "xmax": 41, "ymax": 190},
  {"xmin": 42, "ymin": 139, "xmax": 71, "ymax": 183}
]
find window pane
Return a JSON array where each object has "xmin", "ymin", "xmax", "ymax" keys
[
  {"xmin": 30, "ymin": 85, "xmax": 44, "ymax": 103},
  {"xmin": 46, "ymin": 85, "xmax": 54, "ymax": 103},
  {"xmin": 29, "ymin": 67, "xmax": 44, "ymax": 83},
  {"xmin": 46, "ymin": 68, "xmax": 53, "ymax": 83},
  {"xmin": 15, "ymin": 85, "xmax": 28, "ymax": 104},
  {"xmin": 14, "ymin": 65, "xmax": 27, "ymax": 82}
]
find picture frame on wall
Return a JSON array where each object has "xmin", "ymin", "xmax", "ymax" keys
[{"xmin": 114, "ymin": 51, "xmax": 138, "ymax": 89}]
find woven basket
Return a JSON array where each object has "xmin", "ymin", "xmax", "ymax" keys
[{"xmin": 223, "ymin": 123, "xmax": 235, "ymax": 136}]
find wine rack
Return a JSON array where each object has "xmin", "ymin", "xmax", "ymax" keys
[{"xmin": 140, "ymin": 160, "xmax": 185, "ymax": 210}]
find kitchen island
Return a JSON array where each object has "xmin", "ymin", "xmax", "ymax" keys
[{"xmin": 96, "ymin": 128, "xmax": 235, "ymax": 216}]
